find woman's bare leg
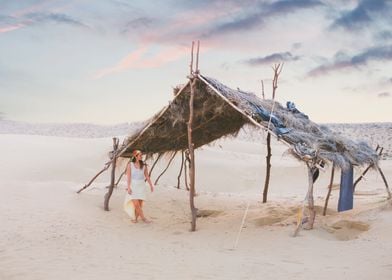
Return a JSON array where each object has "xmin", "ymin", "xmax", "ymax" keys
[
  {"xmin": 138, "ymin": 200, "xmax": 151, "ymax": 223},
  {"xmin": 132, "ymin": 200, "xmax": 140, "ymax": 222}
]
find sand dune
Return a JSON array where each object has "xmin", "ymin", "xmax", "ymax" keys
[{"xmin": 1, "ymin": 131, "xmax": 392, "ymax": 279}]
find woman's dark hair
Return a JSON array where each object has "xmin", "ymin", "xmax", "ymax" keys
[{"xmin": 131, "ymin": 156, "xmax": 145, "ymax": 167}]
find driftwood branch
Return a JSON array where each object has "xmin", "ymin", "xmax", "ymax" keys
[
  {"xmin": 77, "ymin": 162, "xmax": 111, "ymax": 193},
  {"xmin": 272, "ymin": 63, "xmax": 283, "ymax": 99},
  {"xmin": 115, "ymin": 161, "xmax": 130, "ymax": 187},
  {"xmin": 377, "ymin": 166, "xmax": 391, "ymax": 199},
  {"xmin": 353, "ymin": 146, "xmax": 382, "ymax": 190},
  {"xmin": 154, "ymin": 152, "xmax": 178, "ymax": 185},
  {"xmin": 323, "ymin": 163, "xmax": 335, "ymax": 216},
  {"xmin": 149, "ymin": 153, "xmax": 162, "ymax": 178}
]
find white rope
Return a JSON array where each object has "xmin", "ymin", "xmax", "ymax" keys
[
  {"xmin": 266, "ymin": 98, "xmax": 277, "ymax": 137},
  {"xmin": 233, "ymin": 201, "xmax": 250, "ymax": 250}
]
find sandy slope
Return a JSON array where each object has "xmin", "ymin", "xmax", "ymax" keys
[{"xmin": 1, "ymin": 134, "xmax": 391, "ymax": 280}]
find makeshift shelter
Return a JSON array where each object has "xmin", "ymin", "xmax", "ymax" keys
[{"xmin": 78, "ymin": 47, "xmax": 389, "ymax": 235}]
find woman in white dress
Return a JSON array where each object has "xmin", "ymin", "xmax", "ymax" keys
[{"xmin": 125, "ymin": 150, "xmax": 154, "ymax": 223}]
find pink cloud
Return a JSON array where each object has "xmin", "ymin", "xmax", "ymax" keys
[
  {"xmin": 94, "ymin": 5, "xmax": 236, "ymax": 79},
  {"xmin": 93, "ymin": 45, "xmax": 190, "ymax": 79},
  {"xmin": 0, "ymin": 24, "xmax": 24, "ymax": 33}
]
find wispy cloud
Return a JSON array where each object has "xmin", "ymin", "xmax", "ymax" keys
[
  {"xmin": 0, "ymin": 1, "xmax": 87, "ymax": 35},
  {"xmin": 25, "ymin": 12, "xmax": 87, "ymax": 27},
  {"xmin": 308, "ymin": 45, "xmax": 392, "ymax": 76},
  {"xmin": 121, "ymin": 17, "xmax": 154, "ymax": 34},
  {"xmin": 377, "ymin": 92, "xmax": 390, "ymax": 98},
  {"xmin": 0, "ymin": 24, "xmax": 24, "ymax": 33},
  {"xmin": 203, "ymin": 0, "xmax": 324, "ymax": 37},
  {"xmin": 93, "ymin": 45, "xmax": 188, "ymax": 79},
  {"xmin": 264, "ymin": 0, "xmax": 325, "ymax": 15},
  {"xmin": 330, "ymin": 0, "xmax": 392, "ymax": 30},
  {"xmin": 244, "ymin": 52, "xmax": 300, "ymax": 66}
]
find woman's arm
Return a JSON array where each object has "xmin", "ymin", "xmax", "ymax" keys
[
  {"xmin": 144, "ymin": 166, "xmax": 154, "ymax": 192},
  {"xmin": 126, "ymin": 162, "xmax": 132, "ymax": 194}
]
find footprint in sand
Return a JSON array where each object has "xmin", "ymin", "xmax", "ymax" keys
[
  {"xmin": 323, "ymin": 220, "xmax": 370, "ymax": 241},
  {"xmin": 196, "ymin": 209, "xmax": 222, "ymax": 218}
]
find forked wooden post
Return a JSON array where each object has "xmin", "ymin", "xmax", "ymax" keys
[
  {"xmin": 323, "ymin": 163, "xmax": 335, "ymax": 216},
  {"xmin": 104, "ymin": 137, "xmax": 119, "ymax": 211},
  {"xmin": 188, "ymin": 75, "xmax": 197, "ymax": 231}
]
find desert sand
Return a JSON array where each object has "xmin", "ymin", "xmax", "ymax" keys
[{"xmin": 1, "ymin": 126, "xmax": 392, "ymax": 279}]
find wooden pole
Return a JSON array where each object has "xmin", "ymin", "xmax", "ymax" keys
[
  {"xmin": 377, "ymin": 166, "xmax": 391, "ymax": 199},
  {"xmin": 195, "ymin": 40, "xmax": 200, "ymax": 73},
  {"xmin": 104, "ymin": 138, "xmax": 119, "ymax": 211},
  {"xmin": 177, "ymin": 151, "xmax": 185, "ymax": 189},
  {"xmin": 115, "ymin": 160, "xmax": 130, "ymax": 187},
  {"xmin": 184, "ymin": 150, "xmax": 190, "ymax": 191},
  {"xmin": 293, "ymin": 163, "xmax": 316, "ymax": 236},
  {"xmin": 114, "ymin": 169, "xmax": 126, "ymax": 187},
  {"xmin": 323, "ymin": 163, "xmax": 335, "ymax": 216},
  {"xmin": 190, "ymin": 41, "xmax": 194, "ymax": 75},
  {"xmin": 262, "ymin": 133, "xmax": 272, "ymax": 203},
  {"xmin": 149, "ymin": 153, "xmax": 162, "ymax": 178},
  {"xmin": 353, "ymin": 146, "xmax": 382, "ymax": 190},
  {"xmin": 77, "ymin": 162, "xmax": 111, "ymax": 193},
  {"xmin": 154, "ymin": 151, "xmax": 177, "ymax": 185},
  {"xmin": 188, "ymin": 77, "xmax": 197, "ymax": 231}
]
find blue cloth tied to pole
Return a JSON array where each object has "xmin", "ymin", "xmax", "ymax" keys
[
  {"xmin": 252, "ymin": 105, "xmax": 291, "ymax": 135},
  {"xmin": 338, "ymin": 164, "xmax": 354, "ymax": 212}
]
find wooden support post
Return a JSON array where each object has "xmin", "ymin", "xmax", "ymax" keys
[
  {"xmin": 177, "ymin": 151, "xmax": 185, "ymax": 189},
  {"xmin": 262, "ymin": 133, "xmax": 272, "ymax": 203},
  {"xmin": 154, "ymin": 151, "xmax": 177, "ymax": 185},
  {"xmin": 188, "ymin": 77, "xmax": 197, "ymax": 231},
  {"xmin": 323, "ymin": 163, "xmax": 335, "ymax": 216},
  {"xmin": 293, "ymin": 163, "xmax": 316, "ymax": 236},
  {"xmin": 104, "ymin": 138, "xmax": 119, "ymax": 211}
]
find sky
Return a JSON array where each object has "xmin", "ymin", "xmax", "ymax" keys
[{"xmin": 0, "ymin": 0, "xmax": 391, "ymax": 124}]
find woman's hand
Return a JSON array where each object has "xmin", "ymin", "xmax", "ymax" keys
[
  {"xmin": 150, "ymin": 186, "xmax": 154, "ymax": 193},
  {"xmin": 128, "ymin": 188, "xmax": 132, "ymax": 195}
]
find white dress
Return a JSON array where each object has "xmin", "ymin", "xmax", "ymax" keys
[{"xmin": 123, "ymin": 163, "xmax": 147, "ymax": 219}]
